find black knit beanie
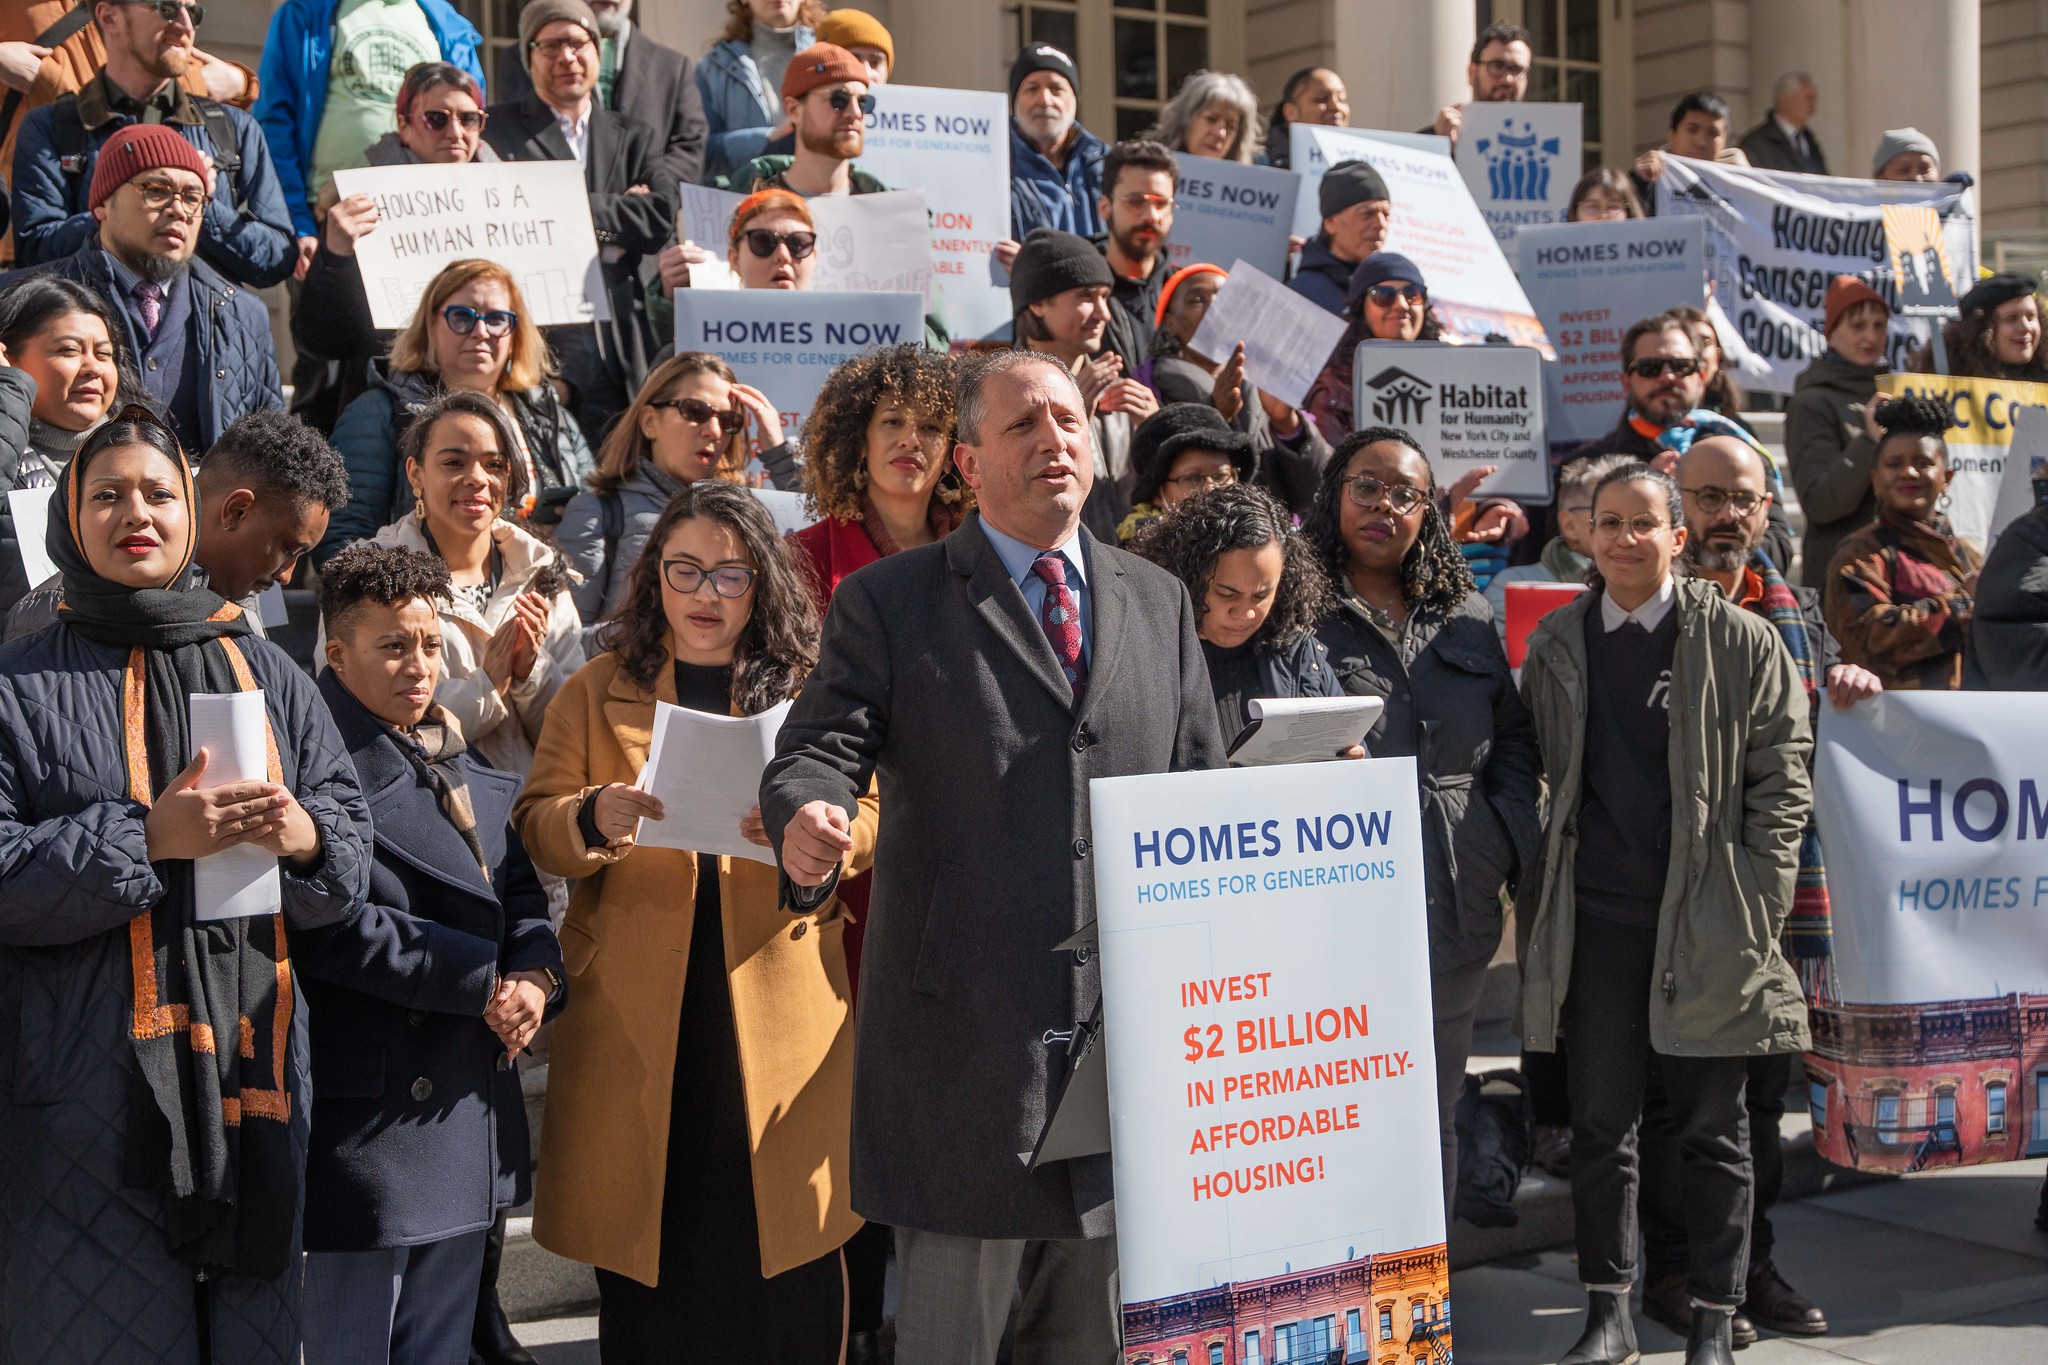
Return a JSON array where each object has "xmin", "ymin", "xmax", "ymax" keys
[
  {"xmin": 1010, "ymin": 228, "xmax": 1115, "ymax": 314},
  {"xmin": 1320, "ymin": 158, "xmax": 1391, "ymax": 220}
]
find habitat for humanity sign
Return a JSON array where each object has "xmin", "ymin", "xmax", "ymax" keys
[
  {"xmin": 332, "ymin": 161, "xmax": 608, "ymax": 327},
  {"xmin": 1352, "ymin": 342, "xmax": 1549, "ymax": 500},
  {"xmin": 674, "ymin": 290, "xmax": 924, "ymax": 440},
  {"xmin": 1454, "ymin": 101, "xmax": 1581, "ymax": 244}
]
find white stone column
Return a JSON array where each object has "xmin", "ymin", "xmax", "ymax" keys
[
  {"xmin": 1331, "ymin": 0, "xmax": 1474, "ymax": 136},
  {"xmin": 1839, "ymin": 0, "xmax": 1979, "ymax": 181}
]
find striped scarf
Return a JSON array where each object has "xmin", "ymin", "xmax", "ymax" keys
[{"xmin": 1750, "ymin": 550, "xmax": 1835, "ymax": 1003}]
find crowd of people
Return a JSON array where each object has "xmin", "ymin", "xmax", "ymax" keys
[{"xmin": 0, "ymin": 4, "xmax": 2038, "ymax": 1365}]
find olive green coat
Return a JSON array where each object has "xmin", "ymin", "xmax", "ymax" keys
[{"xmin": 1516, "ymin": 577, "xmax": 1815, "ymax": 1058}]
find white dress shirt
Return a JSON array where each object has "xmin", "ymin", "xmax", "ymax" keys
[{"xmin": 1599, "ymin": 575, "xmax": 1676, "ymax": 633}]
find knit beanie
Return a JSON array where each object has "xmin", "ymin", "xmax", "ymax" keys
[
  {"xmin": 1010, "ymin": 41, "xmax": 1079, "ymax": 103},
  {"xmin": 1822, "ymin": 274, "xmax": 1887, "ymax": 338},
  {"xmin": 1130, "ymin": 403, "xmax": 1258, "ymax": 506},
  {"xmin": 87, "ymin": 124, "xmax": 211, "ymax": 213},
  {"xmin": 1010, "ymin": 228, "xmax": 1113, "ymax": 314},
  {"xmin": 782, "ymin": 43, "xmax": 870, "ymax": 102},
  {"xmin": 816, "ymin": 9, "xmax": 894, "ymax": 69},
  {"xmin": 520, "ymin": 0, "xmax": 598, "ymax": 52},
  {"xmin": 1319, "ymin": 159, "xmax": 1390, "ymax": 221},
  {"xmin": 1343, "ymin": 251, "xmax": 1427, "ymax": 315},
  {"xmin": 1155, "ymin": 262, "xmax": 1227, "ymax": 328},
  {"xmin": 1871, "ymin": 127, "xmax": 1938, "ymax": 176}
]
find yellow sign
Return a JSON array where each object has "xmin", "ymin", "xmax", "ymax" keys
[{"xmin": 1876, "ymin": 373, "xmax": 2048, "ymax": 544}]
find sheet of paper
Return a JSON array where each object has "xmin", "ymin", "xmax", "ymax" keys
[
  {"xmin": 675, "ymin": 186, "xmax": 746, "ymax": 290},
  {"xmin": 189, "ymin": 692, "xmax": 282, "ymax": 921},
  {"xmin": 634, "ymin": 699, "xmax": 792, "ymax": 864},
  {"xmin": 1188, "ymin": 258, "xmax": 1346, "ymax": 410},
  {"xmin": 256, "ymin": 583, "xmax": 288, "ymax": 628},
  {"xmin": 1227, "ymin": 695, "xmax": 1385, "ymax": 767},
  {"xmin": 8, "ymin": 486, "xmax": 55, "ymax": 588}
]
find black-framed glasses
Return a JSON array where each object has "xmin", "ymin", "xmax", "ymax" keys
[
  {"xmin": 441, "ymin": 305, "xmax": 517, "ymax": 337},
  {"xmin": 662, "ymin": 561, "xmax": 758, "ymax": 598},
  {"xmin": 415, "ymin": 108, "xmax": 486, "ymax": 134},
  {"xmin": 742, "ymin": 229, "xmax": 817, "ymax": 260},
  {"xmin": 820, "ymin": 88, "xmax": 878, "ymax": 115},
  {"xmin": 113, "ymin": 0, "xmax": 203, "ymax": 24},
  {"xmin": 1365, "ymin": 282, "xmax": 1426, "ymax": 308},
  {"xmin": 1344, "ymin": 476, "xmax": 1429, "ymax": 513},
  {"xmin": 531, "ymin": 35, "xmax": 594, "ymax": 60},
  {"xmin": 1479, "ymin": 59, "xmax": 1529, "ymax": 79},
  {"xmin": 1626, "ymin": 356, "xmax": 1701, "ymax": 379},
  {"xmin": 1593, "ymin": 512, "xmax": 1671, "ymax": 539},
  {"xmin": 1683, "ymin": 485, "xmax": 1767, "ymax": 516},
  {"xmin": 649, "ymin": 397, "xmax": 744, "ymax": 429},
  {"xmin": 1167, "ymin": 468, "xmax": 1236, "ymax": 493},
  {"xmin": 132, "ymin": 178, "xmax": 206, "ymax": 217}
]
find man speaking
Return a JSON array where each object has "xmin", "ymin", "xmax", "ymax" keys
[{"xmin": 763, "ymin": 349, "xmax": 1224, "ymax": 1362}]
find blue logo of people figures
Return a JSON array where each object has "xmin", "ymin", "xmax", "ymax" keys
[{"xmin": 1473, "ymin": 118, "xmax": 1561, "ymax": 203}]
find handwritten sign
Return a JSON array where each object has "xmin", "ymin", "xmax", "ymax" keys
[{"xmin": 810, "ymin": 189, "xmax": 935, "ymax": 307}]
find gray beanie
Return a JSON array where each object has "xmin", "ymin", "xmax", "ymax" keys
[
  {"xmin": 521, "ymin": 0, "xmax": 599, "ymax": 52},
  {"xmin": 1872, "ymin": 127, "xmax": 1938, "ymax": 176}
]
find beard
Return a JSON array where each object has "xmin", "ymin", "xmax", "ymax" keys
[
  {"xmin": 129, "ymin": 247, "xmax": 191, "ymax": 286},
  {"xmin": 1111, "ymin": 220, "xmax": 1162, "ymax": 262},
  {"xmin": 800, "ymin": 122, "xmax": 862, "ymax": 160},
  {"xmin": 1019, "ymin": 108, "xmax": 1074, "ymax": 151},
  {"xmin": 1684, "ymin": 526, "xmax": 1756, "ymax": 575},
  {"xmin": 591, "ymin": 1, "xmax": 627, "ymax": 37}
]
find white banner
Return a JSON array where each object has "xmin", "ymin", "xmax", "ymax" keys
[
  {"xmin": 1516, "ymin": 218, "xmax": 1706, "ymax": 446},
  {"xmin": 858, "ymin": 84, "xmax": 1014, "ymax": 342},
  {"xmin": 1167, "ymin": 158, "xmax": 1301, "ymax": 280},
  {"xmin": 1352, "ymin": 341, "xmax": 1549, "ymax": 500},
  {"xmin": 673, "ymin": 290, "xmax": 925, "ymax": 439},
  {"xmin": 1874, "ymin": 372, "xmax": 2048, "ymax": 551},
  {"xmin": 1653, "ymin": 157, "xmax": 1975, "ymax": 395},
  {"xmin": 1454, "ymin": 101, "xmax": 1581, "ymax": 245},
  {"xmin": 332, "ymin": 161, "xmax": 609, "ymax": 327},
  {"xmin": 1090, "ymin": 759, "xmax": 1447, "ymax": 1351},
  {"xmin": 810, "ymin": 189, "xmax": 935, "ymax": 307}
]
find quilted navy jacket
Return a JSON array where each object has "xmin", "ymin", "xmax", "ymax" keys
[{"xmin": 0, "ymin": 625, "xmax": 370, "ymax": 1364}]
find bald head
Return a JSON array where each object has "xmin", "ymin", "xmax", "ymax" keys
[
  {"xmin": 1678, "ymin": 434, "xmax": 1767, "ymax": 489},
  {"xmin": 1678, "ymin": 435, "xmax": 1773, "ymax": 575}
]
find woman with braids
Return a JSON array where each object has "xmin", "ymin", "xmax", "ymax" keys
[
  {"xmin": 515, "ymin": 482, "xmax": 875, "ymax": 1362},
  {"xmin": 1303, "ymin": 426, "xmax": 1540, "ymax": 1213},
  {"xmin": 1131, "ymin": 482, "xmax": 1350, "ymax": 742},
  {"xmin": 0, "ymin": 409, "xmax": 370, "ymax": 1361},
  {"xmin": 1823, "ymin": 394, "xmax": 1983, "ymax": 690}
]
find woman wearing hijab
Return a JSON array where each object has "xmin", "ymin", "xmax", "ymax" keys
[{"xmin": 0, "ymin": 408, "xmax": 371, "ymax": 1362}]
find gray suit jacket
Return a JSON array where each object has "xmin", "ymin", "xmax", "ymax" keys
[
  {"xmin": 1738, "ymin": 117, "xmax": 1829, "ymax": 176},
  {"xmin": 496, "ymin": 24, "xmax": 708, "ymax": 186},
  {"xmin": 761, "ymin": 513, "xmax": 1226, "ymax": 1239}
]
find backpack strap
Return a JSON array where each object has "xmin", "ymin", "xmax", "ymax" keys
[
  {"xmin": 191, "ymin": 97, "xmax": 244, "ymax": 206},
  {"xmin": 598, "ymin": 488, "xmax": 625, "ymax": 603}
]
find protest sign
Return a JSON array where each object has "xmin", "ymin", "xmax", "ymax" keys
[
  {"xmin": 1352, "ymin": 341, "xmax": 1549, "ymax": 500},
  {"xmin": 1187, "ymin": 259, "xmax": 1345, "ymax": 410},
  {"xmin": 1290, "ymin": 125, "xmax": 1550, "ymax": 354},
  {"xmin": 1288, "ymin": 124, "xmax": 1447, "ymax": 242},
  {"xmin": 809, "ymin": 189, "xmax": 935, "ymax": 307},
  {"xmin": 332, "ymin": 161, "xmax": 609, "ymax": 327},
  {"xmin": 674, "ymin": 290, "xmax": 925, "ymax": 441},
  {"xmin": 1654, "ymin": 157, "xmax": 1975, "ymax": 394},
  {"xmin": 1808, "ymin": 694, "xmax": 2048, "ymax": 1173},
  {"xmin": 1168, "ymin": 159, "xmax": 1301, "ymax": 280},
  {"xmin": 677, "ymin": 182, "xmax": 744, "ymax": 251},
  {"xmin": 1517, "ymin": 218, "xmax": 1706, "ymax": 446},
  {"xmin": 1876, "ymin": 372, "xmax": 2048, "ymax": 550},
  {"xmin": 1090, "ymin": 759, "xmax": 1450, "ymax": 1360},
  {"xmin": 858, "ymin": 84, "xmax": 1013, "ymax": 342},
  {"xmin": 1454, "ymin": 101, "xmax": 1581, "ymax": 244}
]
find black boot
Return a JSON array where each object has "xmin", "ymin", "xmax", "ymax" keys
[
  {"xmin": 1560, "ymin": 1288, "xmax": 1640, "ymax": 1365},
  {"xmin": 1685, "ymin": 1304, "xmax": 1737, "ymax": 1365},
  {"xmin": 471, "ymin": 1209, "xmax": 538, "ymax": 1365}
]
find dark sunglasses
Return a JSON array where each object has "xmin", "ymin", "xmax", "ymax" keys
[
  {"xmin": 650, "ymin": 396, "xmax": 745, "ymax": 428},
  {"xmin": 441, "ymin": 305, "xmax": 518, "ymax": 337},
  {"xmin": 820, "ymin": 89, "xmax": 878, "ymax": 115},
  {"xmin": 1626, "ymin": 356, "xmax": 1702, "ymax": 379},
  {"xmin": 742, "ymin": 229, "xmax": 817, "ymax": 260},
  {"xmin": 113, "ymin": 0, "xmax": 203, "ymax": 24},
  {"xmin": 415, "ymin": 108, "xmax": 486, "ymax": 134},
  {"xmin": 1365, "ymin": 282, "xmax": 1426, "ymax": 308}
]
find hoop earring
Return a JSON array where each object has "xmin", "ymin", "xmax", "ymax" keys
[{"xmin": 1938, "ymin": 492, "xmax": 1953, "ymax": 511}]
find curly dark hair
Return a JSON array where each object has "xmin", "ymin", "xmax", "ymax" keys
[
  {"xmin": 1302, "ymin": 426, "xmax": 1474, "ymax": 618},
  {"xmin": 1132, "ymin": 484, "xmax": 1332, "ymax": 648},
  {"xmin": 1874, "ymin": 393, "xmax": 1953, "ymax": 457},
  {"xmin": 597, "ymin": 481, "xmax": 818, "ymax": 715},
  {"xmin": 800, "ymin": 344, "xmax": 966, "ymax": 523},
  {"xmin": 1921, "ymin": 296, "xmax": 2048, "ymax": 382},
  {"xmin": 318, "ymin": 541, "xmax": 452, "ymax": 640},
  {"xmin": 200, "ymin": 410, "xmax": 351, "ymax": 512}
]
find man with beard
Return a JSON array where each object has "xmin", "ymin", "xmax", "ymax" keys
[
  {"xmin": 1626, "ymin": 434, "xmax": 1879, "ymax": 1350},
  {"xmin": 13, "ymin": 0, "xmax": 296, "ymax": 287},
  {"xmin": 1093, "ymin": 138, "xmax": 1177, "ymax": 374},
  {"xmin": 1428, "ymin": 20, "xmax": 1532, "ymax": 150},
  {"xmin": 997, "ymin": 41, "xmax": 1108, "ymax": 270},
  {"xmin": 7, "ymin": 122, "xmax": 280, "ymax": 452},
  {"xmin": 719, "ymin": 43, "xmax": 886, "ymax": 196}
]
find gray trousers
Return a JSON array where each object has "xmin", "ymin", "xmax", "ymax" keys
[
  {"xmin": 301, "ymin": 1228, "xmax": 490, "ymax": 1365},
  {"xmin": 893, "ymin": 1226, "xmax": 1121, "ymax": 1365},
  {"xmin": 1432, "ymin": 952, "xmax": 1494, "ymax": 1213}
]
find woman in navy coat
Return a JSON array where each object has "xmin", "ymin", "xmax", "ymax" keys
[{"xmin": 296, "ymin": 541, "xmax": 564, "ymax": 1365}]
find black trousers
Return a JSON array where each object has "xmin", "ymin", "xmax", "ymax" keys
[
  {"xmin": 1561, "ymin": 914, "xmax": 1753, "ymax": 1306},
  {"xmin": 1642, "ymin": 1051, "xmax": 1792, "ymax": 1280}
]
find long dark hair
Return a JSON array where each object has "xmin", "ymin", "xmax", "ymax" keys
[
  {"xmin": 598, "ymin": 482, "xmax": 818, "ymax": 714},
  {"xmin": 0, "ymin": 275, "xmax": 144, "ymax": 416},
  {"xmin": 1132, "ymin": 483, "xmax": 1332, "ymax": 647},
  {"xmin": 1303, "ymin": 426, "xmax": 1473, "ymax": 619}
]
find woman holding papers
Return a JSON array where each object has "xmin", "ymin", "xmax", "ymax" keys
[
  {"xmin": 515, "ymin": 481, "xmax": 873, "ymax": 1363},
  {"xmin": 0, "ymin": 408, "xmax": 370, "ymax": 1361},
  {"xmin": 1303, "ymin": 426, "xmax": 1541, "ymax": 1212},
  {"xmin": 656, "ymin": 188, "xmax": 819, "ymax": 298}
]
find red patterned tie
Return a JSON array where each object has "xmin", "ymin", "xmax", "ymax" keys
[{"xmin": 1032, "ymin": 551, "xmax": 1087, "ymax": 704}]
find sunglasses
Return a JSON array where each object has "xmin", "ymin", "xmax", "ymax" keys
[
  {"xmin": 662, "ymin": 561, "xmax": 758, "ymax": 598},
  {"xmin": 441, "ymin": 305, "xmax": 518, "ymax": 337},
  {"xmin": 819, "ymin": 89, "xmax": 878, "ymax": 115},
  {"xmin": 1626, "ymin": 356, "xmax": 1702, "ymax": 379},
  {"xmin": 1365, "ymin": 282, "xmax": 1426, "ymax": 308},
  {"xmin": 741, "ymin": 229, "xmax": 817, "ymax": 260},
  {"xmin": 113, "ymin": 0, "xmax": 204, "ymax": 24},
  {"xmin": 415, "ymin": 108, "xmax": 486, "ymax": 134},
  {"xmin": 1343, "ymin": 476, "xmax": 1429, "ymax": 513},
  {"xmin": 650, "ymin": 397, "xmax": 745, "ymax": 428}
]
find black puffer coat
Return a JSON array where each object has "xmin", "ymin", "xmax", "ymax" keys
[{"xmin": 0, "ymin": 627, "xmax": 371, "ymax": 1363}]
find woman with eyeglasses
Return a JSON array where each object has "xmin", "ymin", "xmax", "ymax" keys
[
  {"xmin": 1115, "ymin": 402, "xmax": 1258, "ymax": 545},
  {"xmin": 1566, "ymin": 167, "xmax": 1645, "ymax": 222},
  {"xmin": 319, "ymin": 258, "xmax": 595, "ymax": 563},
  {"xmin": 294, "ymin": 62, "xmax": 499, "ymax": 431},
  {"xmin": 1823, "ymin": 394, "xmax": 1982, "ymax": 691},
  {"xmin": 558, "ymin": 352, "xmax": 791, "ymax": 630},
  {"xmin": 516, "ymin": 481, "xmax": 871, "ymax": 1363},
  {"xmin": 1303, "ymin": 426, "xmax": 1540, "ymax": 1213},
  {"xmin": 1303, "ymin": 253, "xmax": 1442, "ymax": 447}
]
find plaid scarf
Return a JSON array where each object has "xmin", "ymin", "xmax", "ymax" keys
[{"xmin": 402, "ymin": 707, "xmax": 488, "ymax": 883}]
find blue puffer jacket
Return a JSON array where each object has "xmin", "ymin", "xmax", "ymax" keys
[
  {"xmin": 254, "ymin": 0, "xmax": 485, "ymax": 236},
  {"xmin": 0, "ymin": 626, "xmax": 371, "ymax": 1363},
  {"xmin": 695, "ymin": 28, "xmax": 814, "ymax": 182},
  {"xmin": 1009, "ymin": 119, "xmax": 1108, "ymax": 240}
]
